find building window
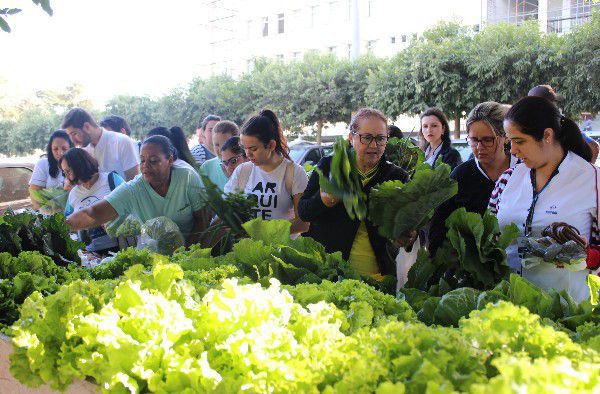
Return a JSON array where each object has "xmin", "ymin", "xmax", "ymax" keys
[
  {"xmin": 401, "ymin": 34, "xmax": 407, "ymax": 43},
  {"xmin": 246, "ymin": 20, "xmax": 252, "ymax": 39},
  {"xmin": 367, "ymin": 40, "xmax": 377, "ymax": 52},
  {"xmin": 262, "ymin": 17, "xmax": 269, "ymax": 37},
  {"xmin": 276, "ymin": 54, "xmax": 284, "ymax": 60},
  {"xmin": 390, "ymin": 36, "xmax": 396, "ymax": 44},
  {"xmin": 293, "ymin": 51, "xmax": 301, "ymax": 60},
  {"xmin": 328, "ymin": 1, "xmax": 338, "ymax": 17},
  {"xmin": 278, "ymin": 13, "xmax": 284, "ymax": 34},
  {"xmin": 412, "ymin": 33, "xmax": 418, "ymax": 40},
  {"xmin": 368, "ymin": 0, "xmax": 373, "ymax": 17},
  {"xmin": 328, "ymin": 46, "xmax": 336, "ymax": 54},
  {"xmin": 311, "ymin": 5, "xmax": 319, "ymax": 27},
  {"xmin": 473, "ymin": 24, "xmax": 480, "ymax": 32},
  {"xmin": 347, "ymin": 43, "xmax": 352, "ymax": 58}
]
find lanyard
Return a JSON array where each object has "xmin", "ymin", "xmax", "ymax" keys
[{"xmin": 524, "ymin": 166, "xmax": 561, "ymax": 236}]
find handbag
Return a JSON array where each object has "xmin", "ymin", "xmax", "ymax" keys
[{"xmin": 586, "ymin": 165, "xmax": 600, "ymax": 271}]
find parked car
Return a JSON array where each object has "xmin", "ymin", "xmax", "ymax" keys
[
  {"xmin": 0, "ymin": 161, "xmax": 35, "ymax": 213},
  {"xmin": 289, "ymin": 141, "xmax": 333, "ymax": 166},
  {"xmin": 451, "ymin": 138, "xmax": 473, "ymax": 162}
]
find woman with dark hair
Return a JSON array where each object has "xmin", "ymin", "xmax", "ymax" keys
[
  {"xmin": 29, "ymin": 130, "xmax": 73, "ymax": 209},
  {"xmin": 146, "ymin": 126, "xmax": 198, "ymax": 170},
  {"xmin": 65, "ymin": 135, "xmax": 208, "ymax": 246},
  {"xmin": 489, "ymin": 96, "xmax": 598, "ymax": 301},
  {"xmin": 299, "ymin": 108, "xmax": 411, "ymax": 280},
  {"xmin": 61, "ymin": 148, "xmax": 124, "ymax": 255},
  {"xmin": 224, "ymin": 109, "xmax": 308, "ymax": 235},
  {"xmin": 419, "ymin": 108, "xmax": 462, "ymax": 170},
  {"xmin": 220, "ymin": 136, "xmax": 248, "ymax": 178},
  {"xmin": 428, "ymin": 102, "xmax": 517, "ymax": 254}
]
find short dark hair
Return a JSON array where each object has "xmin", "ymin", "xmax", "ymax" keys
[
  {"xmin": 59, "ymin": 148, "xmax": 98, "ymax": 184},
  {"xmin": 198, "ymin": 115, "xmax": 221, "ymax": 129},
  {"xmin": 213, "ymin": 120, "xmax": 240, "ymax": 136},
  {"xmin": 46, "ymin": 130, "xmax": 74, "ymax": 179},
  {"xmin": 221, "ymin": 136, "xmax": 245, "ymax": 156},
  {"xmin": 141, "ymin": 135, "xmax": 176, "ymax": 160},
  {"xmin": 61, "ymin": 108, "xmax": 98, "ymax": 129},
  {"xmin": 387, "ymin": 125, "xmax": 404, "ymax": 139},
  {"xmin": 100, "ymin": 115, "xmax": 131, "ymax": 136}
]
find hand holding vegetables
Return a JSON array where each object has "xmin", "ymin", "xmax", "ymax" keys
[{"xmin": 320, "ymin": 191, "xmax": 339, "ymax": 208}]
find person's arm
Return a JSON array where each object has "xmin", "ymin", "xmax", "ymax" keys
[
  {"xmin": 66, "ymin": 200, "xmax": 118, "ymax": 231},
  {"xmin": 298, "ymin": 160, "xmax": 331, "ymax": 222},
  {"xmin": 187, "ymin": 208, "xmax": 210, "ymax": 246},
  {"xmin": 124, "ymin": 165, "xmax": 140, "ymax": 181},
  {"xmin": 290, "ymin": 193, "xmax": 310, "ymax": 235},
  {"xmin": 28, "ymin": 184, "xmax": 44, "ymax": 209}
]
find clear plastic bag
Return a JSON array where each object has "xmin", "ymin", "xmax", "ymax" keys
[
  {"xmin": 139, "ymin": 216, "xmax": 185, "ymax": 255},
  {"xmin": 115, "ymin": 214, "xmax": 143, "ymax": 237},
  {"xmin": 30, "ymin": 187, "xmax": 69, "ymax": 215}
]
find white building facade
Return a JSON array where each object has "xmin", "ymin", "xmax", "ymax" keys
[
  {"xmin": 483, "ymin": 0, "xmax": 599, "ymax": 33},
  {"xmin": 199, "ymin": 0, "xmax": 483, "ymax": 77}
]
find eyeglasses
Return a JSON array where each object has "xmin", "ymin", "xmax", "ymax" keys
[
  {"xmin": 351, "ymin": 131, "xmax": 389, "ymax": 146},
  {"xmin": 221, "ymin": 155, "xmax": 244, "ymax": 167},
  {"xmin": 466, "ymin": 136, "xmax": 496, "ymax": 148},
  {"xmin": 61, "ymin": 168, "xmax": 73, "ymax": 177}
]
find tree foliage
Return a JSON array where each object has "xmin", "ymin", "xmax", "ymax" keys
[{"xmin": 1, "ymin": 0, "xmax": 52, "ymax": 33}]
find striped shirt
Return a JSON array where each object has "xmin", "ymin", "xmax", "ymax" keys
[{"xmin": 190, "ymin": 144, "xmax": 215, "ymax": 167}]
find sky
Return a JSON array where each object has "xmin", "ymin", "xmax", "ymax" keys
[
  {"xmin": 0, "ymin": 0, "xmax": 481, "ymax": 109},
  {"xmin": 0, "ymin": 0, "xmax": 208, "ymax": 107}
]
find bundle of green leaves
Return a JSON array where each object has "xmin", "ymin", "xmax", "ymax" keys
[
  {"xmin": 0, "ymin": 210, "xmax": 83, "ymax": 266},
  {"xmin": 384, "ymin": 137, "xmax": 424, "ymax": 177},
  {"xmin": 369, "ymin": 161, "xmax": 458, "ymax": 240},
  {"xmin": 317, "ymin": 137, "xmax": 367, "ymax": 220},
  {"xmin": 406, "ymin": 208, "xmax": 518, "ymax": 293},
  {"xmin": 28, "ymin": 188, "xmax": 69, "ymax": 215}
]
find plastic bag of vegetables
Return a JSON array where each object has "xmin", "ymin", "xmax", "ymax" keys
[
  {"xmin": 29, "ymin": 188, "xmax": 69, "ymax": 215},
  {"xmin": 520, "ymin": 222, "xmax": 588, "ymax": 271},
  {"xmin": 115, "ymin": 214, "xmax": 143, "ymax": 237},
  {"xmin": 139, "ymin": 216, "xmax": 185, "ymax": 255}
]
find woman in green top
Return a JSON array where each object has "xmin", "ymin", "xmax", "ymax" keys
[{"xmin": 66, "ymin": 135, "xmax": 208, "ymax": 246}]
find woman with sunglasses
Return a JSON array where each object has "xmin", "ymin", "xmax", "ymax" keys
[
  {"xmin": 200, "ymin": 121, "xmax": 240, "ymax": 190},
  {"xmin": 428, "ymin": 102, "xmax": 517, "ymax": 254},
  {"xmin": 299, "ymin": 108, "xmax": 410, "ymax": 281},
  {"xmin": 419, "ymin": 107, "xmax": 462, "ymax": 170}
]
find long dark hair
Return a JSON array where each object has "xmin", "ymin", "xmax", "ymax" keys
[
  {"xmin": 419, "ymin": 107, "xmax": 452, "ymax": 150},
  {"xmin": 505, "ymin": 96, "xmax": 592, "ymax": 162},
  {"xmin": 241, "ymin": 109, "xmax": 290, "ymax": 160},
  {"xmin": 146, "ymin": 126, "xmax": 196, "ymax": 166},
  {"xmin": 47, "ymin": 130, "xmax": 74, "ymax": 179}
]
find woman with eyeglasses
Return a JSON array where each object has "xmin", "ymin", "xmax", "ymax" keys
[
  {"xmin": 419, "ymin": 107, "xmax": 462, "ymax": 170},
  {"xmin": 428, "ymin": 102, "xmax": 517, "ymax": 254},
  {"xmin": 220, "ymin": 136, "xmax": 249, "ymax": 178},
  {"xmin": 60, "ymin": 148, "xmax": 124, "ymax": 255},
  {"xmin": 200, "ymin": 121, "xmax": 240, "ymax": 190},
  {"xmin": 224, "ymin": 109, "xmax": 309, "ymax": 236},
  {"xmin": 489, "ymin": 96, "xmax": 598, "ymax": 302},
  {"xmin": 299, "ymin": 108, "xmax": 410, "ymax": 281},
  {"xmin": 65, "ymin": 135, "xmax": 208, "ymax": 246}
]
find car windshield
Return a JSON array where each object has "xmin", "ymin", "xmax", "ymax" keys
[{"xmin": 289, "ymin": 149, "xmax": 305, "ymax": 163}]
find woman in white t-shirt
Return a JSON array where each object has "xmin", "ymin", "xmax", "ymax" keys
[
  {"xmin": 61, "ymin": 148, "xmax": 124, "ymax": 255},
  {"xmin": 224, "ymin": 109, "xmax": 309, "ymax": 235},
  {"xmin": 489, "ymin": 96, "xmax": 599, "ymax": 302},
  {"xmin": 29, "ymin": 130, "xmax": 73, "ymax": 209}
]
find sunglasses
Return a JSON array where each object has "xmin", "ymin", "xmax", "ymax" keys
[{"xmin": 221, "ymin": 155, "xmax": 244, "ymax": 167}]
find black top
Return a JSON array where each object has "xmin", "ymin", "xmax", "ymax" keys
[
  {"xmin": 298, "ymin": 156, "xmax": 409, "ymax": 276},
  {"xmin": 428, "ymin": 141, "xmax": 463, "ymax": 171},
  {"xmin": 428, "ymin": 158, "xmax": 495, "ymax": 254}
]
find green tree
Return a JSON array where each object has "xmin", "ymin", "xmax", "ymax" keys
[
  {"xmin": 468, "ymin": 21, "xmax": 563, "ymax": 107},
  {"xmin": 1, "ymin": 0, "xmax": 52, "ymax": 32},
  {"xmin": 104, "ymin": 95, "xmax": 160, "ymax": 140},
  {"xmin": 558, "ymin": 11, "xmax": 600, "ymax": 115}
]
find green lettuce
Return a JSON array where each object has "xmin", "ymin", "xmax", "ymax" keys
[
  {"xmin": 384, "ymin": 137, "xmax": 424, "ymax": 177},
  {"xmin": 369, "ymin": 162, "xmax": 457, "ymax": 240}
]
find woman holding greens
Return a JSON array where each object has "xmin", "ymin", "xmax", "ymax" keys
[
  {"xmin": 298, "ymin": 108, "xmax": 409, "ymax": 280},
  {"xmin": 65, "ymin": 135, "xmax": 208, "ymax": 246}
]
